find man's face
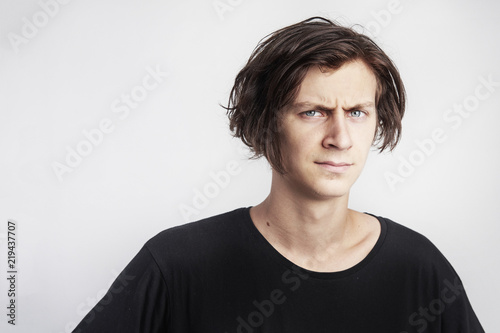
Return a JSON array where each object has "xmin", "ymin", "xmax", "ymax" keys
[{"xmin": 277, "ymin": 60, "xmax": 378, "ymax": 200}]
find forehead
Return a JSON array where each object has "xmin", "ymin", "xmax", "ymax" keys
[{"xmin": 294, "ymin": 60, "xmax": 377, "ymax": 108}]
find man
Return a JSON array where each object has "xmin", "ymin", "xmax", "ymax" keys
[{"xmin": 73, "ymin": 17, "xmax": 484, "ymax": 332}]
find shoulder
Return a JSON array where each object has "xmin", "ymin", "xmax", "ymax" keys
[
  {"xmin": 375, "ymin": 215, "xmax": 457, "ymax": 274},
  {"xmin": 143, "ymin": 207, "xmax": 250, "ymax": 268},
  {"xmin": 147, "ymin": 207, "xmax": 248, "ymax": 246},
  {"xmin": 380, "ymin": 215, "xmax": 441, "ymax": 253},
  {"xmin": 373, "ymin": 216, "xmax": 484, "ymax": 331}
]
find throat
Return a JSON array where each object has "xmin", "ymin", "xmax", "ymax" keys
[{"xmin": 250, "ymin": 204, "xmax": 381, "ymax": 273}]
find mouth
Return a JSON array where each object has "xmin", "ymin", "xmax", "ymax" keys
[{"xmin": 314, "ymin": 161, "xmax": 353, "ymax": 173}]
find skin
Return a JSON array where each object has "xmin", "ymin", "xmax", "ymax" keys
[{"xmin": 250, "ymin": 60, "xmax": 382, "ymax": 272}]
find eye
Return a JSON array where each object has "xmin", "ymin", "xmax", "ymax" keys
[
  {"xmin": 303, "ymin": 110, "xmax": 322, "ymax": 117},
  {"xmin": 349, "ymin": 110, "xmax": 364, "ymax": 118}
]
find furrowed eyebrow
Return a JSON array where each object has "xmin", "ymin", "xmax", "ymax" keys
[
  {"xmin": 288, "ymin": 102, "xmax": 333, "ymax": 112},
  {"xmin": 290, "ymin": 101, "xmax": 375, "ymax": 112},
  {"xmin": 343, "ymin": 102, "xmax": 375, "ymax": 111}
]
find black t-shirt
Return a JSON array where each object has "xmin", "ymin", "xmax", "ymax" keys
[{"xmin": 73, "ymin": 207, "xmax": 484, "ymax": 332}]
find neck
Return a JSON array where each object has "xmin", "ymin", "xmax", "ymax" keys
[{"xmin": 250, "ymin": 172, "xmax": 355, "ymax": 258}]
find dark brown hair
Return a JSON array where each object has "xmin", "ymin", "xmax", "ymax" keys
[{"xmin": 225, "ymin": 17, "xmax": 406, "ymax": 174}]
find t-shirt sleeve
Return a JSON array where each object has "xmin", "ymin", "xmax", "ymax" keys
[
  {"xmin": 435, "ymin": 257, "xmax": 485, "ymax": 332},
  {"xmin": 398, "ymin": 223, "xmax": 484, "ymax": 332},
  {"xmin": 382, "ymin": 218, "xmax": 485, "ymax": 332},
  {"xmin": 72, "ymin": 245, "xmax": 169, "ymax": 333}
]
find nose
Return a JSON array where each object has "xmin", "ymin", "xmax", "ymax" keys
[{"xmin": 322, "ymin": 112, "xmax": 353, "ymax": 150}]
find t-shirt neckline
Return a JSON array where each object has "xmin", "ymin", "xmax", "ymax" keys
[{"xmin": 241, "ymin": 206, "xmax": 388, "ymax": 280}]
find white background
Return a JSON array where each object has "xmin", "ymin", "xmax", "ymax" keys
[{"xmin": 0, "ymin": 0, "xmax": 498, "ymax": 332}]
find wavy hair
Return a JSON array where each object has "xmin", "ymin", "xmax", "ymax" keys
[{"xmin": 225, "ymin": 17, "xmax": 406, "ymax": 174}]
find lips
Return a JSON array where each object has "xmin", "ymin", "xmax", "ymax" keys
[{"xmin": 315, "ymin": 161, "xmax": 353, "ymax": 173}]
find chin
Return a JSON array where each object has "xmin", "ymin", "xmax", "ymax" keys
[
  {"xmin": 315, "ymin": 189, "xmax": 350, "ymax": 200},
  {"xmin": 284, "ymin": 170, "xmax": 355, "ymax": 199},
  {"xmin": 308, "ymin": 181, "xmax": 352, "ymax": 200}
]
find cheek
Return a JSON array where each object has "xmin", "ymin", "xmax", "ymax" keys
[
  {"xmin": 371, "ymin": 115, "xmax": 379, "ymax": 140},
  {"xmin": 281, "ymin": 132, "xmax": 317, "ymax": 169},
  {"xmin": 284, "ymin": 137, "xmax": 307, "ymax": 162},
  {"xmin": 362, "ymin": 118, "xmax": 378, "ymax": 144},
  {"xmin": 365, "ymin": 128, "xmax": 377, "ymax": 146},
  {"xmin": 352, "ymin": 123, "xmax": 377, "ymax": 158}
]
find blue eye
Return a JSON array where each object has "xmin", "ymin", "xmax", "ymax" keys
[
  {"xmin": 304, "ymin": 110, "xmax": 320, "ymax": 117},
  {"xmin": 350, "ymin": 110, "xmax": 363, "ymax": 117}
]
